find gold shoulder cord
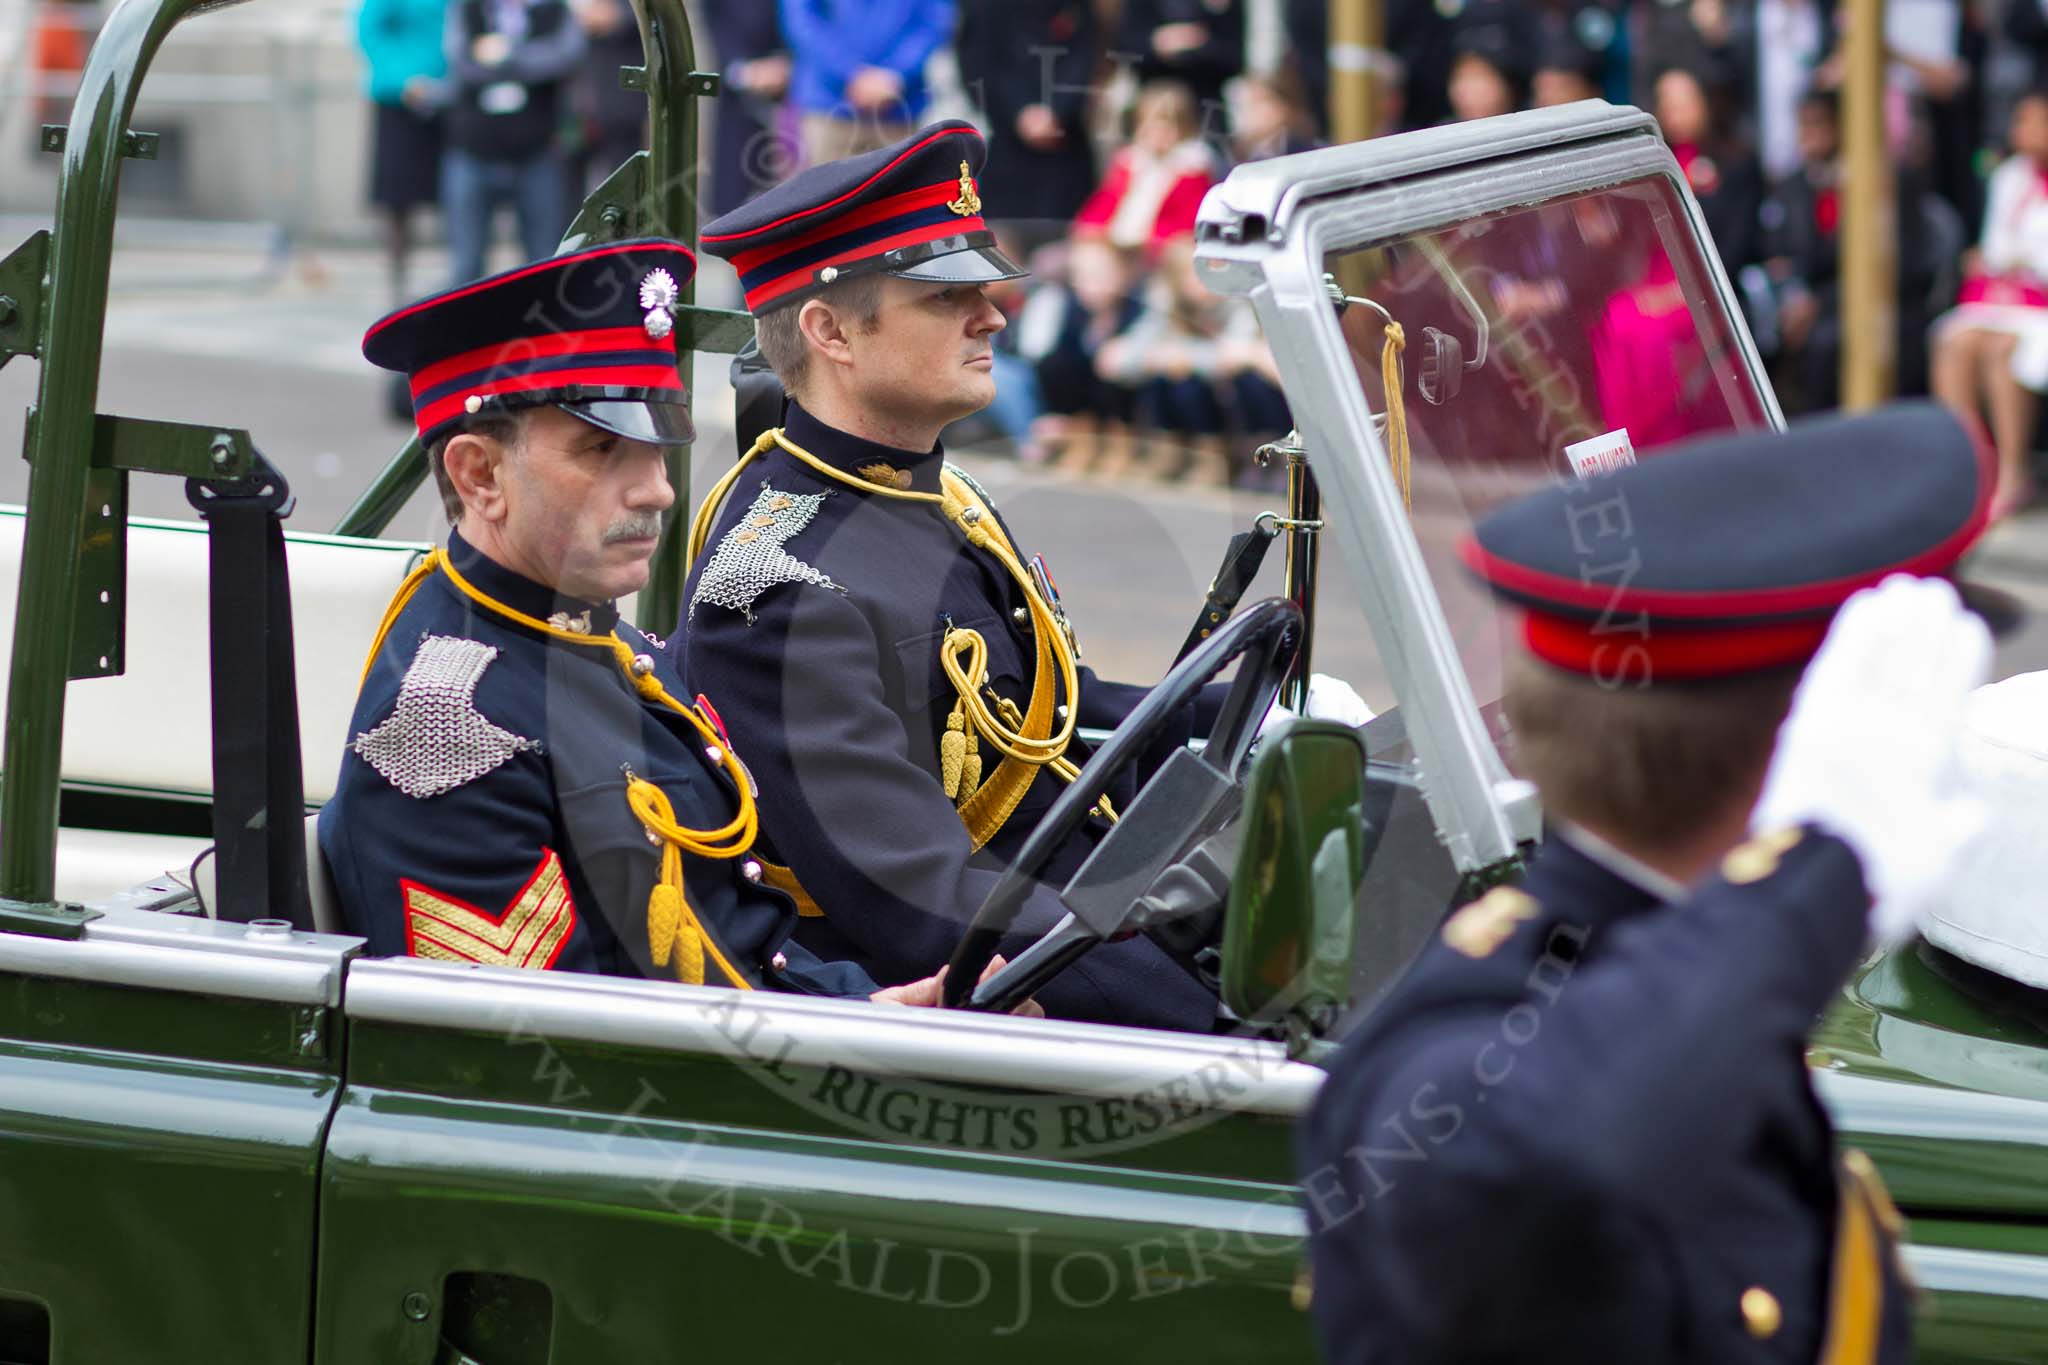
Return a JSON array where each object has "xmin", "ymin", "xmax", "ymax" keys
[
  {"xmin": 1379, "ymin": 321, "xmax": 1412, "ymax": 511},
  {"xmin": 685, "ymin": 428, "xmax": 1116, "ymax": 859},
  {"xmin": 1816, "ymin": 1150, "xmax": 1903, "ymax": 1365},
  {"xmin": 356, "ymin": 550, "xmax": 758, "ymax": 990}
]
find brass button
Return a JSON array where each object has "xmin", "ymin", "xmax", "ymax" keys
[
  {"xmin": 1740, "ymin": 1287, "xmax": 1781, "ymax": 1340},
  {"xmin": 1012, "ymin": 607, "xmax": 1029, "ymax": 626},
  {"xmin": 630, "ymin": 653, "xmax": 655, "ymax": 677},
  {"xmin": 741, "ymin": 859, "xmax": 763, "ymax": 882},
  {"xmin": 463, "ymin": 394, "xmax": 483, "ymax": 414},
  {"xmin": 705, "ymin": 745, "xmax": 725, "ymax": 765}
]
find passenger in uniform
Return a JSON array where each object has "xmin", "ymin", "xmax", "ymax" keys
[
  {"xmin": 678, "ymin": 120, "xmax": 1369, "ymax": 1031},
  {"xmin": 1299, "ymin": 405, "xmax": 1999, "ymax": 1364},
  {"xmin": 321, "ymin": 240, "xmax": 986, "ymax": 1006}
]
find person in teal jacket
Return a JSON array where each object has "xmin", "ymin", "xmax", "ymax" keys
[{"xmin": 356, "ymin": 0, "xmax": 448, "ymax": 308}]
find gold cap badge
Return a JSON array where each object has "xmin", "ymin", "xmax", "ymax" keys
[{"xmin": 947, "ymin": 160, "xmax": 982, "ymax": 216}]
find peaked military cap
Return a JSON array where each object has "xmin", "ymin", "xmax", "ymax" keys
[
  {"xmin": 700, "ymin": 119, "xmax": 1026, "ymax": 314},
  {"xmin": 1460, "ymin": 402, "xmax": 1995, "ymax": 680},
  {"xmin": 364, "ymin": 239, "xmax": 697, "ymax": 449}
]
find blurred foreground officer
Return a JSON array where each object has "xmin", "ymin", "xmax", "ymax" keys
[
  {"xmin": 323, "ymin": 240, "xmax": 986, "ymax": 1007},
  {"xmin": 1300, "ymin": 404, "xmax": 1999, "ymax": 1364},
  {"xmin": 679, "ymin": 121, "xmax": 1369, "ymax": 1030}
]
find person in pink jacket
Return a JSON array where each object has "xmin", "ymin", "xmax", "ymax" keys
[{"xmin": 1072, "ymin": 81, "xmax": 1218, "ymax": 256}]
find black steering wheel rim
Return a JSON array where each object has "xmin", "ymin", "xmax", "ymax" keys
[{"xmin": 940, "ymin": 596, "xmax": 1304, "ymax": 1009}]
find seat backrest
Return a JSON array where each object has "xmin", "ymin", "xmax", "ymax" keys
[
  {"xmin": 186, "ymin": 813, "xmax": 344, "ymax": 932},
  {"xmin": 0, "ymin": 508, "xmax": 429, "ymax": 803},
  {"xmin": 304, "ymin": 812, "xmax": 345, "ymax": 934}
]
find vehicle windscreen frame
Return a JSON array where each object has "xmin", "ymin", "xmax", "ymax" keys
[{"xmin": 1195, "ymin": 116, "xmax": 1782, "ymax": 875}]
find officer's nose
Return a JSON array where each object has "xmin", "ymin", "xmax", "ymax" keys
[
  {"xmin": 628, "ymin": 445, "xmax": 674, "ymax": 511},
  {"xmin": 969, "ymin": 291, "xmax": 1005, "ymax": 338}
]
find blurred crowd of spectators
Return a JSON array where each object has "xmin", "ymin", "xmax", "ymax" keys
[{"xmin": 335, "ymin": 0, "xmax": 2048, "ymax": 495}]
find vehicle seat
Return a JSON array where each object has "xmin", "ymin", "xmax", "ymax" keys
[
  {"xmin": 304, "ymin": 813, "xmax": 345, "ymax": 934},
  {"xmin": 188, "ymin": 813, "xmax": 346, "ymax": 933}
]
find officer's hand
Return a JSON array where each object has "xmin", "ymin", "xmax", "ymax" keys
[
  {"xmin": 1256, "ymin": 673, "xmax": 1376, "ymax": 740},
  {"xmin": 1751, "ymin": 574, "xmax": 1992, "ymax": 945},
  {"xmin": 870, "ymin": 957, "xmax": 1045, "ymax": 1017}
]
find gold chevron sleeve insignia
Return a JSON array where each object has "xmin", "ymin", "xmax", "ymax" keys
[{"xmin": 401, "ymin": 848, "xmax": 579, "ymax": 969}]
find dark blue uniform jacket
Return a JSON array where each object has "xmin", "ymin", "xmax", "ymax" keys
[
  {"xmin": 676, "ymin": 402, "xmax": 1220, "ymax": 1031},
  {"xmin": 320, "ymin": 530, "xmax": 878, "ymax": 997},
  {"xmin": 1298, "ymin": 828, "xmax": 1912, "ymax": 1364}
]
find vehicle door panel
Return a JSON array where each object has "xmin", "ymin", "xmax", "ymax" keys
[
  {"xmin": 315, "ymin": 960, "xmax": 1320, "ymax": 1361},
  {"xmin": 0, "ymin": 913, "xmax": 350, "ymax": 1363}
]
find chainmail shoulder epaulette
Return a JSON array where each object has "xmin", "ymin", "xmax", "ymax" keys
[
  {"xmin": 689, "ymin": 483, "xmax": 844, "ymax": 623},
  {"xmin": 351, "ymin": 633, "xmax": 542, "ymax": 799}
]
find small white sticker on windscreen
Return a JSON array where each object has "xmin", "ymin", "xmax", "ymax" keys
[{"xmin": 1565, "ymin": 428, "xmax": 1636, "ymax": 478}]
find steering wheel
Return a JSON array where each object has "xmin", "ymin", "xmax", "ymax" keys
[{"xmin": 940, "ymin": 596, "xmax": 1304, "ymax": 1012}]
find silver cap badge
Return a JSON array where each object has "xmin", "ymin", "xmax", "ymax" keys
[{"xmin": 639, "ymin": 267, "xmax": 679, "ymax": 341}]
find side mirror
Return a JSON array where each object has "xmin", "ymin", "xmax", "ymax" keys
[
  {"xmin": 1220, "ymin": 720, "xmax": 1370, "ymax": 1045},
  {"xmin": 1417, "ymin": 325, "xmax": 1463, "ymax": 404}
]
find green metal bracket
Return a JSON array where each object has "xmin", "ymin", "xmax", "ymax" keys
[
  {"xmin": 1284, "ymin": 1015, "xmax": 1337, "ymax": 1066},
  {"xmin": 674, "ymin": 305, "xmax": 754, "ymax": 355},
  {"xmin": 71, "ymin": 465, "xmax": 126, "ymax": 681},
  {"xmin": 16, "ymin": 412, "xmax": 260, "ymax": 680},
  {"xmin": 39, "ymin": 126, "xmax": 159, "ymax": 159},
  {"xmin": 89, "ymin": 413, "xmax": 256, "ymax": 480},
  {"xmin": 1453, "ymin": 852, "xmax": 1527, "ymax": 905},
  {"xmin": 0, "ymin": 898, "xmax": 101, "ymax": 939},
  {"xmin": 0, "ymin": 232, "xmax": 48, "ymax": 370},
  {"xmin": 619, "ymin": 64, "xmax": 647, "ymax": 92},
  {"xmin": 683, "ymin": 69, "xmax": 719, "ymax": 96},
  {"xmin": 557, "ymin": 151, "xmax": 650, "ymax": 248}
]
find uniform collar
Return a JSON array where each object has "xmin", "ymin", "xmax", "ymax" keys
[
  {"xmin": 1552, "ymin": 822, "xmax": 1691, "ymax": 904},
  {"xmin": 446, "ymin": 527, "xmax": 620, "ymax": 635},
  {"xmin": 783, "ymin": 400, "xmax": 947, "ymax": 496}
]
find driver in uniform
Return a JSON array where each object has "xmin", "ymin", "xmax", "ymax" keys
[
  {"xmin": 1299, "ymin": 405, "xmax": 1998, "ymax": 1364},
  {"xmin": 321, "ymin": 239, "xmax": 1005, "ymax": 1008},
  {"xmin": 676, "ymin": 120, "xmax": 1370, "ymax": 1030}
]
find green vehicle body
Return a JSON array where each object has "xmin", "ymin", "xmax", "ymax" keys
[{"xmin": 2, "ymin": 2, "xmax": 2047, "ymax": 1360}]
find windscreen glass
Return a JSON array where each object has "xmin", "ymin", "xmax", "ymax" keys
[{"xmin": 1320, "ymin": 172, "xmax": 1774, "ymax": 751}]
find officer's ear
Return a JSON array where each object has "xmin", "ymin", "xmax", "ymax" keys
[
  {"xmin": 796, "ymin": 295, "xmax": 856, "ymax": 377},
  {"xmin": 442, "ymin": 427, "xmax": 514, "ymax": 527}
]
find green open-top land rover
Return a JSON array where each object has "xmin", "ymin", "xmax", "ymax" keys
[{"xmin": 5, "ymin": 1, "xmax": 2048, "ymax": 1360}]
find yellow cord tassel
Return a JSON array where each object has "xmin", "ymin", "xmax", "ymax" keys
[
  {"xmin": 941, "ymin": 705, "xmax": 968, "ymax": 799},
  {"xmin": 646, "ymin": 874, "xmax": 705, "ymax": 984},
  {"xmin": 1381, "ymin": 321, "xmax": 1413, "ymax": 512},
  {"xmin": 958, "ymin": 732, "xmax": 982, "ymax": 799},
  {"xmin": 629, "ymin": 778, "xmax": 735, "ymax": 986}
]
